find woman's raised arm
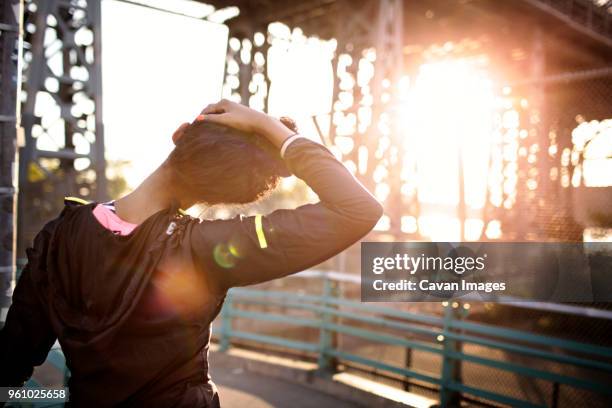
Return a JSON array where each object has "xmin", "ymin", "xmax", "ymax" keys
[{"xmin": 189, "ymin": 101, "xmax": 383, "ymax": 291}]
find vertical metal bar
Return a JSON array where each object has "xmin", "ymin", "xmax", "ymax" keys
[
  {"xmin": 440, "ymin": 303, "xmax": 452, "ymax": 407},
  {"xmin": 551, "ymin": 382, "xmax": 560, "ymax": 408},
  {"xmin": 225, "ymin": 17, "xmax": 256, "ymax": 107},
  {"xmin": 258, "ymin": 22, "xmax": 271, "ymax": 114},
  {"xmin": 371, "ymin": 0, "xmax": 404, "ymax": 236},
  {"xmin": 89, "ymin": 0, "xmax": 107, "ymax": 201},
  {"xmin": 328, "ymin": 41, "xmax": 340, "ymax": 145},
  {"xmin": 238, "ymin": 55, "xmax": 252, "ymax": 105},
  {"xmin": 457, "ymin": 141, "xmax": 466, "ymax": 241},
  {"xmin": 17, "ymin": 0, "xmax": 51, "ymax": 255},
  {"xmin": 237, "ymin": 29, "xmax": 253, "ymax": 107},
  {"xmin": 220, "ymin": 291, "xmax": 233, "ymax": 352},
  {"xmin": 403, "ymin": 346, "xmax": 412, "ymax": 391},
  {"xmin": 58, "ymin": 3, "xmax": 77, "ymax": 198},
  {"xmin": 317, "ymin": 274, "xmax": 337, "ymax": 374},
  {"xmin": 0, "ymin": 0, "xmax": 23, "ymax": 323},
  {"xmin": 440, "ymin": 303, "xmax": 462, "ymax": 407}
]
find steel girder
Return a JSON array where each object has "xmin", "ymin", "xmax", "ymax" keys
[
  {"xmin": 0, "ymin": 0, "xmax": 23, "ymax": 317},
  {"xmin": 18, "ymin": 0, "xmax": 105, "ymax": 255}
]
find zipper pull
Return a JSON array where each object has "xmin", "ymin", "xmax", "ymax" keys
[{"xmin": 166, "ymin": 221, "xmax": 177, "ymax": 236}]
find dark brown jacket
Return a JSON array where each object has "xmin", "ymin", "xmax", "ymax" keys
[{"xmin": 0, "ymin": 138, "xmax": 383, "ymax": 407}]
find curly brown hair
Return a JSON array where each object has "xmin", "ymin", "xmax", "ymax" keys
[{"xmin": 165, "ymin": 117, "xmax": 297, "ymax": 205}]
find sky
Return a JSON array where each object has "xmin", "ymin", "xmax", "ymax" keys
[{"xmin": 101, "ymin": 0, "xmax": 228, "ymax": 186}]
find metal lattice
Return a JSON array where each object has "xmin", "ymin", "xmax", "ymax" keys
[{"xmin": 17, "ymin": 0, "xmax": 105, "ymax": 254}]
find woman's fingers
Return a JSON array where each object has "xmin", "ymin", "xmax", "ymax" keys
[
  {"xmin": 172, "ymin": 122, "xmax": 190, "ymax": 145},
  {"xmin": 200, "ymin": 112, "xmax": 231, "ymax": 126},
  {"xmin": 197, "ymin": 99, "xmax": 262, "ymax": 133},
  {"xmin": 200, "ymin": 104, "xmax": 221, "ymax": 115},
  {"xmin": 201, "ymin": 99, "xmax": 229, "ymax": 115}
]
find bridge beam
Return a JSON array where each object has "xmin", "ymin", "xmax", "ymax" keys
[
  {"xmin": 521, "ymin": 0, "xmax": 612, "ymax": 50},
  {"xmin": 17, "ymin": 0, "xmax": 106, "ymax": 255},
  {"xmin": 0, "ymin": 0, "xmax": 23, "ymax": 319}
]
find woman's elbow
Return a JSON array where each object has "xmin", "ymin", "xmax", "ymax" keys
[
  {"xmin": 368, "ymin": 199, "xmax": 384, "ymax": 226},
  {"xmin": 355, "ymin": 197, "xmax": 384, "ymax": 231}
]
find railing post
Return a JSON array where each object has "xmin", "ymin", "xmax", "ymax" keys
[
  {"xmin": 440, "ymin": 301, "xmax": 462, "ymax": 407},
  {"xmin": 317, "ymin": 274, "xmax": 338, "ymax": 374},
  {"xmin": 551, "ymin": 382, "xmax": 560, "ymax": 408},
  {"xmin": 220, "ymin": 291, "xmax": 233, "ymax": 352},
  {"xmin": 403, "ymin": 345, "xmax": 413, "ymax": 391},
  {"xmin": 64, "ymin": 366, "xmax": 71, "ymax": 388}
]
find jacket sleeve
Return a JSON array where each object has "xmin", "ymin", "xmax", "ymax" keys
[
  {"xmin": 0, "ymin": 225, "xmax": 57, "ymax": 387},
  {"xmin": 190, "ymin": 138, "xmax": 383, "ymax": 291}
]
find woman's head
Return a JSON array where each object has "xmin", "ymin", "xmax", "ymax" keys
[{"xmin": 165, "ymin": 117, "xmax": 296, "ymax": 206}]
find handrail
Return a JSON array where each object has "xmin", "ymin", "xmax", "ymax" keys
[
  {"xmin": 231, "ymin": 287, "xmax": 446, "ymax": 325},
  {"xmin": 237, "ymin": 298, "xmax": 442, "ymax": 337},
  {"xmin": 220, "ymin": 286, "xmax": 612, "ymax": 408},
  {"xmin": 448, "ymin": 319, "xmax": 612, "ymax": 358}
]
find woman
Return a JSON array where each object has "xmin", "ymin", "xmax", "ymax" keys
[{"xmin": 0, "ymin": 100, "xmax": 383, "ymax": 407}]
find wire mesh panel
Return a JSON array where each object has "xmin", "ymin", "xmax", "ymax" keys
[{"xmin": 486, "ymin": 69, "xmax": 612, "ymax": 242}]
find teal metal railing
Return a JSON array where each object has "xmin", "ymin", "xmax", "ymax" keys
[{"xmin": 218, "ymin": 286, "xmax": 612, "ymax": 408}]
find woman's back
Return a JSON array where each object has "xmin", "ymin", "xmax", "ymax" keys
[{"xmin": 13, "ymin": 202, "xmax": 221, "ymax": 406}]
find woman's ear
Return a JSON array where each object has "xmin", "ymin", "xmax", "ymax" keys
[{"xmin": 172, "ymin": 122, "xmax": 190, "ymax": 145}]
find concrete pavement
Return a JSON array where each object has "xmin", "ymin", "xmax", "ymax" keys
[{"xmin": 212, "ymin": 363, "xmax": 357, "ymax": 408}]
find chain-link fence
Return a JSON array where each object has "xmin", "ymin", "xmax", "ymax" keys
[{"xmin": 488, "ymin": 67, "xmax": 612, "ymax": 243}]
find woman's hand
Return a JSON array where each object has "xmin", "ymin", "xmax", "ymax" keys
[
  {"xmin": 199, "ymin": 99, "xmax": 265, "ymax": 133},
  {"xmin": 199, "ymin": 99, "xmax": 295, "ymax": 149}
]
